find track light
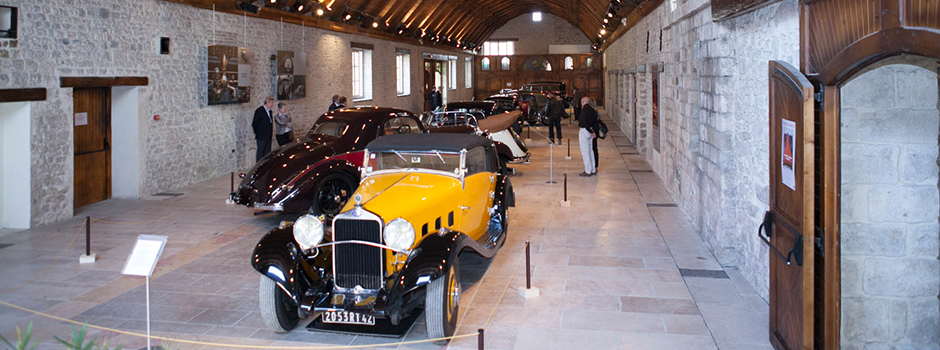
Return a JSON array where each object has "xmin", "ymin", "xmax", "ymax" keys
[
  {"xmin": 603, "ymin": 18, "xmax": 609, "ymax": 24},
  {"xmin": 270, "ymin": 0, "xmax": 276, "ymax": 3},
  {"xmin": 316, "ymin": 8, "xmax": 324, "ymax": 16},
  {"xmin": 372, "ymin": 21, "xmax": 379, "ymax": 28},
  {"xmin": 237, "ymin": 1, "xmax": 260, "ymax": 14},
  {"xmin": 343, "ymin": 12, "xmax": 352, "ymax": 21}
]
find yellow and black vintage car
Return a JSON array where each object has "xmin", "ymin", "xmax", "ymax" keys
[{"xmin": 251, "ymin": 133, "xmax": 514, "ymax": 341}]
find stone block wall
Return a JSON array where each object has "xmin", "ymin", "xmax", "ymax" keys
[
  {"xmin": 486, "ymin": 13, "xmax": 591, "ymax": 55},
  {"xmin": 839, "ymin": 59, "xmax": 940, "ymax": 349},
  {"xmin": 603, "ymin": 0, "xmax": 799, "ymax": 299},
  {"xmin": 0, "ymin": 0, "xmax": 474, "ymax": 227}
]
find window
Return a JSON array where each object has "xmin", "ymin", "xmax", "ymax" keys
[
  {"xmin": 483, "ymin": 40, "xmax": 514, "ymax": 56},
  {"xmin": 585, "ymin": 57, "xmax": 594, "ymax": 69},
  {"xmin": 465, "ymin": 58, "xmax": 472, "ymax": 88},
  {"xmin": 500, "ymin": 57, "xmax": 510, "ymax": 70},
  {"xmin": 532, "ymin": 12, "xmax": 542, "ymax": 22},
  {"xmin": 564, "ymin": 56, "xmax": 574, "ymax": 70},
  {"xmin": 383, "ymin": 116, "xmax": 420, "ymax": 135},
  {"xmin": 448, "ymin": 59, "xmax": 456, "ymax": 90},
  {"xmin": 481, "ymin": 57, "xmax": 490, "ymax": 71},
  {"xmin": 351, "ymin": 48, "xmax": 373, "ymax": 101},
  {"xmin": 396, "ymin": 50, "xmax": 410, "ymax": 96},
  {"xmin": 0, "ymin": 6, "xmax": 16, "ymax": 39}
]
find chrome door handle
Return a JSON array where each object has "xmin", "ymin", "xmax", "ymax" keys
[{"xmin": 460, "ymin": 206, "xmax": 470, "ymax": 210}]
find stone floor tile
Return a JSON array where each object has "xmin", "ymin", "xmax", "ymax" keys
[
  {"xmin": 662, "ymin": 314, "xmax": 710, "ymax": 335},
  {"xmin": 618, "ymin": 333, "xmax": 719, "ymax": 350},
  {"xmin": 187, "ymin": 309, "xmax": 252, "ymax": 327},
  {"xmin": 650, "ymin": 282, "xmax": 694, "ymax": 299},
  {"xmin": 620, "ymin": 296, "xmax": 699, "ymax": 314},
  {"xmin": 717, "ymin": 343, "xmax": 775, "ymax": 350},
  {"xmin": 569, "ymin": 255, "xmax": 644, "ymax": 268},
  {"xmin": 684, "ymin": 277, "xmax": 749, "ymax": 306},
  {"xmin": 561, "ymin": 310, "xmax": 665, "ymax": 333},
  {"xmin": 565, "ymin": 278, "xmax": 654, "ymax": 296},
  {"xmin": 514, "ymin": 328, "xmax": 620, "ymax": 350},
  {"xmin": 698, "ymin": 303, "xmax": 770, "ymax": 345}
]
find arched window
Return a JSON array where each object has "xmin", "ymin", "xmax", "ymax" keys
[
  {"xmin": 481, "ymin": 57, "xmax": 490, "ymax": 71},
  {"xmin": 564, "ymin": 56, "xmax": 574, "ymax": 70},
  {"xmin": 501, "ymin": 57, "xmax": 510, "ymax": 70},
  {"xmin": 585, "ymin": 57, "xmax": 594, "ymax": 69}
]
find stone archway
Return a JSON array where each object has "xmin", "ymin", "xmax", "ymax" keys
[{"xmin": 838, "ymin": 56, "xmax": 939, "ymax": 348}]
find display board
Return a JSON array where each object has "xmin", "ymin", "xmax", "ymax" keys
[
  {"xmin": 276, "ymin": 50, "xmax": 307, "ymax": 100},
  {"xmin": 208, "ymin": 45, "xmax": 251, "ymax": 105}
]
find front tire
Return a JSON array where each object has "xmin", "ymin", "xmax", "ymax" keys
[
  {"xmin": 426, "ymin": 259, "xmax": 460, "ymax": 344},
  {"xmin": 312, "ymin": 172, "xmax": 356, "ymax": 215},
  {"xmin": 259, "ymin": 276, "xmax": 299, "ymax": 332}
]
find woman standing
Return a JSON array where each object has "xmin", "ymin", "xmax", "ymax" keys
[{"xmin": 274, "ymin": 102, "xmax": 293, "ymax": 147}]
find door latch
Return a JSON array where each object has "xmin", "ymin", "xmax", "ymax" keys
[{"xmin": 757, "ymin": 211, "xmax": 803, "ymax": 267}]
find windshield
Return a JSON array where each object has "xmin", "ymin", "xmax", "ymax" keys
[
  {"xmin": 368, "ymin": 151, "xmax": 462, "ymax": 174},
  {"xmin": 309, "ymin": 121, "xmax": 349, "ymax": 137},
  {"xmin": 427, "ymin": 112, "xmax": 479, "ymax": 127}
]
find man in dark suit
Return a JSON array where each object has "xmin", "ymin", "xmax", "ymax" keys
[
  {"xmin": 252, "ymin": 96, "xmax": 276, "ymax": 162},
  {"xmin": 328, "ymin": 94, "xmax": 341, "ymax": 111},
  {"xmin": 431, "ymin": 86, "xmax": 443, "ymax": 110}
]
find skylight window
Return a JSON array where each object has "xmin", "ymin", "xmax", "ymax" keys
[{"xmin": 532, "ymin": 12, "xmax": 542, "ymax": 22}]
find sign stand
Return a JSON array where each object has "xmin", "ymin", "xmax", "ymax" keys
[{"xmin": 121, "ymin": 235, "xmax": 168, "ymax": 350}]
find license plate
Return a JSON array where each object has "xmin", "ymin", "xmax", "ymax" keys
[{"xmin": 321, "ymin": 310, "xmax": 375, "ymax": 326}]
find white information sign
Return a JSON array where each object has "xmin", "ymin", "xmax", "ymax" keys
[
  {"xmin": 121, "ymin": 235, "xmax": 167, "ymax": 277},
  {"xmin": 74, "ymin": 112, "xmax": 88, "ymax": 126},
  {"xmin": 781, "ymin": 119, "xmax": 796, "ymax": 191}
]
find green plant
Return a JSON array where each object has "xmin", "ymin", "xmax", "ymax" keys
[
  {"xmin": 0, "ymin": 322, "xmax": 39, "ymax": 350},
  {"xmin": 53, "ymin": 325, "xmax": 121, "ymax": 350}
]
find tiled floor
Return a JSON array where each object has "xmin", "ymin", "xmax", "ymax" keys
[{"xmin": 0, "ymin": 109, "xmax": 772, "ymax": 350}]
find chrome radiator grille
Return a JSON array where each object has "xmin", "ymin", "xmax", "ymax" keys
[{"xmin": 333, "ymin": 218, "xmax": 383, "ymax": 290}]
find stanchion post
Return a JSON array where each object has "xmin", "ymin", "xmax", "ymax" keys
[
  {"xmin": 565, "ymin": 138, "xmax": 571, "ymax": 160},
  {"xmin": 79, "ymin": 217, "xmax": 96, "ymax": 263},
  {"xmin": 525, "ymin": 240, "xmax": 531, "ymax": 289},
  {"xmin": 561, "ymin": 174, "xmax": 571, "ymax": 207},
  {"xmin": 85, "ymin": 216, "xmax": 91, "ymax": 256},
  {"xmin": 478, "ymin": 328, "xmax": 485, "ymax": 350},
  {"xmin": 546, "ymin": 144, "xmax": 556, "ymax": 184},
  {"xmin": 230, "ymin": 172, "xmax": 234, "ymax": 194}
]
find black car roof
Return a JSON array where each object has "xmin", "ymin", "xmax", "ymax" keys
[
  {"xmin": 367, "ymin": 133, "xmax": 492, "ymax": 153},
  {"xmin": 319, "ymin": 106, "xmax": 414, "ymax": 124}
]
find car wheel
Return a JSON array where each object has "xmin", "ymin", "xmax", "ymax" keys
[
  {"xmin": 313, "ymin": 173, "xmax": 355, "ymax": 215},
  {"xmin": 426, "ymin": 259, "xmax": 460, "ymax": 344},
  {"xmin": 259, "ymin": 276, "xmax": 299, "ymax": 332}
]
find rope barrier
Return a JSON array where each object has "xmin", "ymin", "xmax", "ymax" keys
[
  {"xmin": 0, "ymin": 220, "xmax": 533, "ymax": 349},
  {"xmin": 0, "ymin": 220, "xmax": 85, "ymax": 295},
  {"xmin": 91, "ymin": 213, "xmax": 178, "ymax": 226}
]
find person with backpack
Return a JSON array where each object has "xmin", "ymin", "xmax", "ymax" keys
[{"xmin": 577, "ymin": 96, "xmax": 599, "ymax": 176}]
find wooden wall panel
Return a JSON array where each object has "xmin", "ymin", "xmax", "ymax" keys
[{"xmin": 473, "ymin": 53, "xmax": 604, "ymax": 105}]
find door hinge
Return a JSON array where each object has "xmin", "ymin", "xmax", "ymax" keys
[
  {"xmin": 814, "ymin": 91, "xmax": 824, "ymax": 103},
  {"xmin": 815, "ymin": 227, "xmax": 825, "ymax": 257}
]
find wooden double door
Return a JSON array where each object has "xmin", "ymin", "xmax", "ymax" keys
[{"xmin": 73, "ymin": 87, "xmax": 111, "ymax": 208}]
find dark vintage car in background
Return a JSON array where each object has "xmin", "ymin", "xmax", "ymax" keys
[
  {"xmin": 521, "ymin": 81, "xmax": 570, "ymax": 108},
  {"xmin": 251, "ymin": 133, "xmax": 512, "ymax": 342},
  {"xmin": 231, "ymin": 107, "xmax": 424, "ymax": 215}
]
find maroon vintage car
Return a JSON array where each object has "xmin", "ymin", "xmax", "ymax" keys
[{"xmin": 231, "ymin": 107, "xmax": 426, "ymax": 215}]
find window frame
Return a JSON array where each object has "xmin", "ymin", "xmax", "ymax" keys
[
  {"xmin": 500, "ymin": 57, "xmax": 511, "ymax": 71},
  {"xmin": 483, "ymin": 40, "xmax": 514, "ymax": 56},
  {"xmin": 481, "ymin": 57, "xmax": 490, "ymax": 71},
  {"xmin": 351, "ymin": 47, "xmax": 373, "ymax": 101},
  {"xmin": 396, "ymin": 51, "xmax": 411, "ymax": 96},
  {"xmin": 464, "ymin": 57, "xmax": 472, "ymax": 88},
  {"xmin": 448, "ymin": 59, "xmax": 457, "ymax": 91}
]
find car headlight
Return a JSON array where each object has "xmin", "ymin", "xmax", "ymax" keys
[
  {"xmin": 384, "ymin": 218, "xmax": 415, "ymax": 251},
  {"xmin": 293, "ymin": 214, "xmax": 324, "ymax": 251}
]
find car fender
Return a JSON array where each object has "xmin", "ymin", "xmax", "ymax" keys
[
  {"xmin": 251, "ymin": 226, "xmax": 321, "ymax": 305},
  {"xmin": 492, "ymin": 141, "xmax": 514, "ymax": 161},
  {"xmin": 495, "ymin": 173, "xmax": 515, "ymax": 208},
  {"xmin": 393, "ymin": 231, "xmax": 468, "ymax": 296},
  {"xmin": 282, "ymin": 159, "xmax": 360, "ymax": 212}
]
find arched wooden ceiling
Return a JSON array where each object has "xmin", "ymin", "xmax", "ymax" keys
[{"xmin": 278, "ymin": 0, "xmax": 647, "ymax": 47}]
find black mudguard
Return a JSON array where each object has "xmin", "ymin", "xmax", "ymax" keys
[
  {"xmin": 495, "ymin": 173, "xmax": 515, "ymax": 208},
  {"xmin": 251, "ymin": 226, "xmax": 328, "ymax": 305},
  {"xmin": 280, "ymin": 160, "xmax": 360, "ymax": 213}
]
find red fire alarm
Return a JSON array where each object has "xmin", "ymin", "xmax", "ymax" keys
[{"xmin": 153, "ymin": 115, "xmax": 160, "ymax": 121}]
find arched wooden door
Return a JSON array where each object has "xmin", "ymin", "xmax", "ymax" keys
[{"xmin": 795, "ymin": 1, "xmax": 940, "ymax": 349}]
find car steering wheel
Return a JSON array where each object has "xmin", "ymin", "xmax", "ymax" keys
[{"xmin": 396, "ymin": 125, "xmax": 412, "ymax": 134}]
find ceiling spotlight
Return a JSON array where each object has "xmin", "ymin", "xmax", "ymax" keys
[
  {"xmin": 607, "ymin": 12, "xmax": 614, "ymax": 18},
  {"xmin": 297, "ymin": 4, "xmax": 304, "ymax": 11},
  {"xmin": 343, "ymin": 12, "xmax": 352, "ymax": 21},
  {"xmin": 270, "ymin": 0, "xmax": 276, "ymax": 3},
  {"xmin": 385, "ymin": 22, "xmax": 390, "ymax": 27},
  {"xmin": 372, "ymin": 21, "xmax": 379, "ymax": 28},
  {"xmin": 237, "ymin": 1, "xmax": 260, "ymax": 14},
  {"xmin": 603, "ymin": 18, "xmax": 609, "ymax": 24},
  {"xmin": 316, "ymin": 8, "xmax": 324, "ymax": 16}
]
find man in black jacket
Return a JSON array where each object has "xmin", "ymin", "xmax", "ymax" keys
[
  {"xmin": 577, "ymin": 96, "xmax": 598, "ymax": 176},
  {"xmin": 543, "ymin": 92, "xmax": 565, "ymax": 144},
  {"xmin": 328, "ymin": 94, "xmax": 342, "ymax": 111},
  {"xmin": 252, "ymin": 96, "xmax": 276, "ymax": 162}
]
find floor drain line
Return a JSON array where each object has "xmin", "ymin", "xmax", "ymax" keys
[
  {"xmin": 679, "ymin": 268, "xmax": 730, "ymax": 279},
  {"xmin": 152, "ymin": 192, "xmax": 184, "ymax": 197},
  {"xmin": 646, "ymin": 203, "xmax": 678, "ymax": 207}
]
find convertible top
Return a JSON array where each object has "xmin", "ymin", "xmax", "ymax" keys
[
  {"xmin": 367, "ymin": 133, "xmax": 493, "ymax": 153},
  {"xmin": 445, "ymin": 101, "xmax": 495, "ymax": 112}
]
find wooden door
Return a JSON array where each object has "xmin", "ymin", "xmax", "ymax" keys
[
  {"xmin": 73, "ymin": 87, "xmax": 111, "ymax": 208},
  {"xmin": 765, "ymin": 61, "xmax": 815, "ymax": 350}
]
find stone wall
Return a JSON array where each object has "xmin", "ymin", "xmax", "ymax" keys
[
  {"xmin": 603, "ymin": 0, "xmax": 800, "ymax": 299},
  {"xmin": 839, "ymin": 58, "xmax": 940, "ymax": 349},
  {"xmin": 486, "ymin": 13, "xmax": 591, "ymax": 55},
  {"xmin": 0, "ymin": 0, "xmax": 474, "ymax": 227}
]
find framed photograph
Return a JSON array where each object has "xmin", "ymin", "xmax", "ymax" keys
[
  {"xmin": 208, "ymin": 45, "xmax": 251, "ymax": 105},
  {"xmin": 277, "ymin": 50, "xmax": 307, "ymax": 100}
]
